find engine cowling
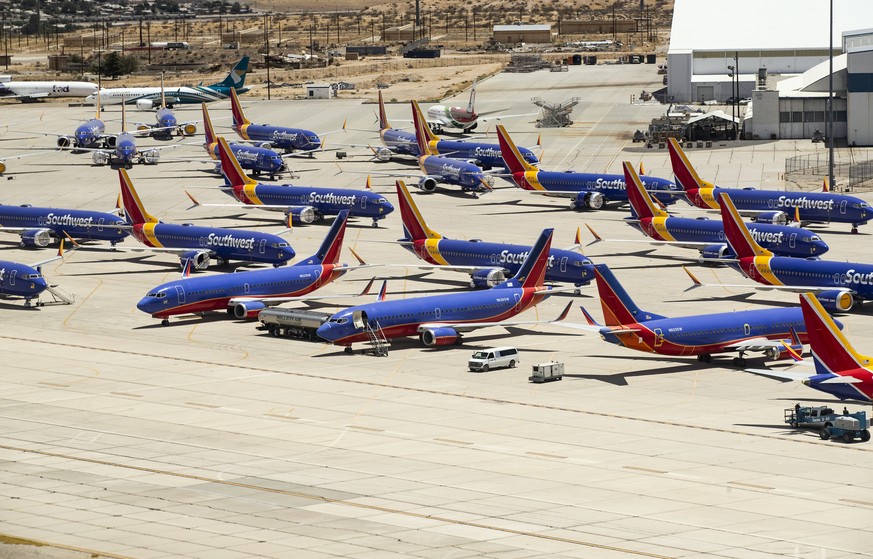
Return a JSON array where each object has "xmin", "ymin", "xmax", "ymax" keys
[
  {"xmin": 232, "ymin": 301, "xmax": 267, "ymax": 319},
  {"xmin": 136, "ymin": 124, "xmax": 151, "ymax": 132},
  {"xmin": 287, "ymin": 206, "xmax": 318, "ymax": 224},
  {"xmin": 182, "ymin": 123, "xmax": 197, "ymax": 136},
  {"xmin": 419, "ymin": 326, "xmax": 461, "ymax": 347},
  {"xmin": 142, "ymin": 149, "xmax": 160, "ymax": 164},
  {"xmin": 57, "ymin": 136, "xmax": 73, "ymax": 149},
  {"xmin": 181, "ymin": 250, "xmax": 211, "ymax": 271},
  {"xmin": 571, "ymin": 191, "xmax": 605, "ymax": 210},
  {"xmin": 816, "ymin": 290, "xmax": 855, "ymax": 312},
  {"xmin": 374, "ymin": 147, "xmax": 392, "ymax": 162},
  {"xmin": 104, "ymin": 136, "xmax": 117, "ymax": 148},
  {"xmin": 470, "ymin": 268, "xmax": 506, "ymax": 289},
  {"xmin": 698, "ymin": 244, "xmax": 732, "ymax": 263},
  {"xmin": 417, "ymin": 177, "xmax": 438, "ymax": 193},
  {"xmin": 752, "ymin": 211, "xmax": 788, "ymax": 226},
  {"xmin": 92, "ymin": 151, "xmax": 110, "ymax": 165},
  {"xmin": 20, "ymin": 228, "xmax": 52, "ymax": 248},
  {"xmin": 258, "ymin": 142, "xmax": 273, "ymax": 149},
  {"xmin": 0, "ymin": 161, "xmax": 6, "ymax": 174},
  {"xmin": 135, "ymin": 99, "xmax": 155, "ymax": 110}
]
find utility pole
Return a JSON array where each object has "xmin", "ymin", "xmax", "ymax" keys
[
  {"xmin": 264, "ymin": 14, "xmax": 270, "ymax": 100},
  {"xmin": 828, "ymin": 0, "xmax": 835, "ymax": 191}
]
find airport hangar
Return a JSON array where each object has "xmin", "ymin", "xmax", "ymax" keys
[{"xmin": 667, "ymin": 0, "xmax": 873, "ymax": 145}]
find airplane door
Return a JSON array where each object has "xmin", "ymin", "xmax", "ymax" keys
[
  {"xmin": 789, "ymin": 232, "xmax": 796, "ymax": 248},
  {"xmin": 743, "ymin": 323, "xmax": 751, "ymax": 336},
  {"xmin": 8, "ymin": 269, "xmax": 16, "ymax": 286},
  {"xmin": 244, "ymin": 282, "xmax": 250, "ymax": 294},
  {"xmin": 840, "ymin": 200, "xmax": 847, "ymax": 215},
  {"xmin": 560, "ymin": 257, "xmax": 567, "ymax": 273},
  {"xmin": 352, "ymin": 310, "xmax": 368, "ymax": 330},
  {"xmin": 514, "ymin": 293, "xmax": 521, "ymax": 312},
  {"xmin": 97, "ymin": 217, "xmax": 105, "ymax": 232},
  {"xmin": 174, "ymin": 285, "xmax": 185, "ymax": 305},
  {"xmin": 434, "ymin": 307, "xmax": 441, "ymax": 320},
  {"xmin": 653, "ymin": 327, "xmax": 664, "ymax": 347},
  {"xmin": 259, "ymin": 239, "xmax": 266, "ymax": 254},
  {"xmin": 361, "ymin": 196, "xmax": 367, "ymax": 209}
]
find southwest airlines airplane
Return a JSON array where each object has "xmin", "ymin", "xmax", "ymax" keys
[
  {"xmin": 132, "ymin": 76, "xmax": 198, "ymax": 139},
  {"xmin": 118, "ymin": 169, "xmax": 296, "ymax": 270},
  {"xmin": 370, "ymin": 90, "xmax": 539, "ymax": 170},
  {"xmin": 746, "ymin": 293, "xmax": 873, "ymax": 404},
  {"xmin": 668, "ymin": 137, "xmax": 870, "ymax": 232},
  {"xmin": 230, "ymin": 88, "xmax": 321, "ymax": 153},
  {"xmin": 595, "ymin": 161, "xmax": 829, "ymax": 260},
  {"xmin": 136, "ymin": 210, "xmax": 366, "ymax": 324},
  {"xmin": 688, "ymin": 192, "xmax": 873, "ymax": 312},
  {"xmin": 201, "ymin": 103, "xmax": 287, "ymax": 179},
  {"xmin": 189, "ymin": 136, "xmax": 394, "ymax": 227},
  {"xmin": 394, "ymin": 180, "xmax": 593, "ymax": 287},
  {"xmin": 0, "ymin": 243, "xmax": 68, "ymax": 307},
  {"xmin": 497, "ymin": 124, "xmax": 680, "ymax": 209},
  {"xmin": 316, "ymin": 228, "xmax": 572, "ymax": 350},
  {"xmin": 86, "ymin": 56, "xmax": 250, "ymax": 108},
  {"xmin": 0, "ymin": 203, "xmax": 127, "ymax": 247},
  {"xmin": 569, "ymin": 264, "xmax": 829, "ymax": 367}
]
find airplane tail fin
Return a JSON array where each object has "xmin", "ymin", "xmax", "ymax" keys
[
  {"xmin": 800, "ymin": 292, "xmax": 868, "ymax": 377},
  {"xmin": 411, "ymin": 100, "xmax": 437, "ymax": 155},
  {"xmin": 229, "ymin": 87, "xmax": 250, "ymax": 128},
  {"xmin": 212, "ymin": 55, "xmax": 249, "ymax": 91},
  {"xmin": 201, "ymin": 103, "xmax": 216, "ymax": 147},
  {"xmin": 466, "ymin": 78, "xmax": 477, "ymax": 113},
  {"xmin": 396, "ymin": 180, "xmax": 441, "ymax": 241},
  {"xmin": 216, "ymin": 136, "xmax": 257, "ymax": 187},
  {"xmin": 302, "ymin": 210, "xmax": 349, "ymax": 265},
  {"xmin": 623, "ymin": 161, "xmax": 667, "ymax": 220},
  {"xmin": 822, "ymin": 177, "xmax": 830, "ymax": 192},
  {"xmin": 718, "ymin": 192, "xmax": 773, "ymax": 259},
  {"xmin": 496, "ymin": 124, "xmax": 537, "ymax": 177},
  {"xmin": 593, "ymin": 263, "xmax": 666, "ymax": 326},
  {"xmin": 377, "ymin": 90, "xmax": 391, "ymax": 131},
  {"xmin": 160, "ymin": 72, "xmax": 166, "ymax": 110},
  {"xmin": 501, "ymin": 227, "xmax": 554, "ymax": 289},
  {"xmin": 118, "ymin": 169, "xmax": 158, "ymax": 225},
  {"xmin": 667, "ymin": 137, "xmax": 712, "ymax": 195}
]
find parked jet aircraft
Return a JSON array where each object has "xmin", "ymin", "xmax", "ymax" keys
[
  {"xmin": 368, "ymin": 90, "xmax": 539, "ymax": 170},
  {"xmin": 421, "ymin": 79, "xmax": 534, "ymax": 134},
  {"xmin": 230, "ymin": 87, "xmax": 321, "ymax": 153},
  {"xmin": 188, "ymin": 136, "xmax": 393, "ymax": 227},
  {"xmin": 0, "ymin": 243, "xmax": 68, "ymax": 307},
  {"xmin": 746, "ymin": 293, "xmax": 873, "ymax": 404},
  {"xmin": 316, "ymin": 227, "xmax": 573, "ymax": 350},
  {"xmin": 0, "ymin": 203, "xmax": 127, "ymax": 247},
  {"xmin": 497, "ymin": 125, "xmax": 680, "ymax": 209},
  {"xmin": 569, "ymin": 264, "xmax": 825, "ymax": 366},
  {"xmin": 86, "ymin": 56, "xmax": 250, "ymax": 108},
  {"xmin": 668, "ymin": 137, "xmax": 870, "ymax": 232},
  {"xmin": 395, "ymin": 180, "xmax": 593, "ymax": 287},
  {"xmin": 118, "ymin": 168, "xmax": 296, "ymax": 270},
  {"xmin": 201, "ymin": 103, "xmax": 287, "ymax": 179},
  {"xmin": 0, "ymin": 78, "xmax": 97, "ymax": 101},
  {"xmin": 686, "ymin": 192, "xmax": 873, "ymax": 312},
  {"xmin": 132, "ymin": 75, "xmax": 198, "ymax": 139},
  {"xmin": 587, "ymin": 161, "xmax": 830, "ymax": 260},
  {"xmin": 136, "ymin": 210, "xmax": 366, "ymax": 324},
  {"xmin": 55, "ymin": 101, "xmax": 110, "ymax": 149}
]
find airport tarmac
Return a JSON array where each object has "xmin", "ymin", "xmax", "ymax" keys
[{"xmin": 1, "ymin": 64, "xmax": 872, "ymax": 559}]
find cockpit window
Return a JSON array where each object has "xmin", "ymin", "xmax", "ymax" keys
[
  {"xmin": 377, "ymin": 198, "xmax": 387, "ymax": 203},
  {"xmin": 146, "ymin": 292, "xmax": 167, "ymax": 298}
]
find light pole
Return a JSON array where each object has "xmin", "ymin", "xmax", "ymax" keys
[
  {"xmin": 727, "ymin": 64, "xmax": 735, "ymax": 137},
  {"xmin": 828, "ymin": 0, "xmax": 835, "ymax": 191}
]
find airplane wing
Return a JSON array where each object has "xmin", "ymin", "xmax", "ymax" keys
[
  {"xmin": 477, "ymin": 111, "xmax": 539, "ymax": 123},
  {"xmin": 229, "ymin": 276, "xmax": 375, "ymax": 306},
  {"xmin": 724, "ymin": 337, "xmax": 791, "ymax": 352},
  {"xmin": 682, "ymin": 266, "xmax": 842, "ymax": 294},
  {"xmin": 418, "ymin": 300, "xmax": 573, "ymax": 334},
  {"xmin": 184, "ymin": 191, "xmax": 314, "ymax": 216}
]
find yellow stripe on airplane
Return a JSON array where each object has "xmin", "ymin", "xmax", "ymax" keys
[
  {"xmin": 242, "ymin": 183, "xmax": 264, "ymax": 205},
  {"xmin": 651, "ymin": 217, "xmax": 676, "ymax": 241},
  {"xmin": 524, "ymin": 170, "xmax": 546, "ymax": 191},
  {"xmin": 142, "ymin": 223, "xmax": 164, "ymax": 247},
  {"xmin": 753, "ymin": 255, "xmax": 783, "ymax": 285},
  {"xmin": 424, "ymin": 238, "xmax": 450, "ymax": 265},
  {"xmin": 804, "ymin": 293, "xmax": 871, "ymax": 367}
]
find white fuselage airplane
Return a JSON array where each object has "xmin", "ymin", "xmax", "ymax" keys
[{"xmin": 0, "ymin": 80, "xmax": 97, "ymax": 101}]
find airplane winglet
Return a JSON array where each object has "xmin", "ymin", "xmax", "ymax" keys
[
  {"xmin": 574, "ymin": 227, "xmax": 582, "ymax": 246},
  {"xmin": 478, "ymin": 177, "xmax": 493, "ymax": 192},
  {"xmin": 822, "ymin": 177, "xmax": 829, "ymax": 192},
  {"xmin": 781, "ymin": 340, "xmax": 804, "ymax": 362},
  {"xmin": 794, "ymin": 205, "xmax": 801, "ymax": 223},
  {"xmin": 181, "ymin": 257, "xmax": 193, "ymax": 278},
  {"xmin": 377, "ymin": 279, "xmax": 388, "ymax": 302},
  {"xmin": 358, "ymin": 277, "xmax": 375, "ymax": 296},
  {"xmin": 185, "ymin": 190, "xmax": 201, "ymax": 209},
  {"xmin": 348, "ymin": 247, "xmax": 367, "ymax": 266},
  {"xmin": 555, "ymin": 300, "xmax": 573, "ymax": 322},
  {"xmin": 342, "ymin": 118, "xmax": 347, "ymax": 131},
  {"xmin": 639, "ymin": 162, "xmax": 646, "ymax": 176},
  {"xmin": 62, "ymin": 231, "xmax": 81, "ymax": 248},
  {"xmin": 682, "ymin": 266, "xmax": 703, "ymax": 290},
  {"xmin": 579, "ymin": 306, "xmax": 602, "ymax": 327},
  {"xmin": 285, "ymin": 212, "xmax": 293, "ymax": 231},
  {"xmin": 57, "ymin": 238, "xmax": 65, "ymax": 258},
  {"xmin": 365, "ymin": 175, "xmax": 372, "ymax": 190},
  {"xmin": 584, "ymin": 223, "xmax": 604, "ymax": 244}
]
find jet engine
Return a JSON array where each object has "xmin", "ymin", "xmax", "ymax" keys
[
  {"xmin": 92, "ymin": 151, "xmax": 110, "ymax": 166},
  {"xmin": 698, "ymin": 244, "xmax": 731, "ymax": 263},
  {"xmin": 373, "ymin": 147, "xmax": 392, "ymax": 162},
  {"xmin": 181, "ymin": 250, "xmax": 211, "ymax": 271},
  {"xmin": 135, "ymin": 99, "xmax": 156, "ymax": 110},
  {"xmin": 571, "ymin": 191, "xmax": 605, "ymax": 210},
  {"xmin": 419, "ymin": 326, "xmax": 461, "ymax": 347},
  {"xmin": 287, "ymin": 206, "xmax": 318, "ymax": 225},
  {"xmin": 137, "ymin": 124, "xmax": 151, "ymax": 132},
  {"xmin": 182, "ymin": 123, "xmax": 197, "ymax": 136},
  {"xmin": 469, "ymin": 268, "xmax": 506, "ymax": 289},
  {"xmin": 141, "ymin": 149, "xmax": 160, "ymax": 164},
  {"xmin": 57, "ymin": 136, "xmax": 74, "ymax": 149},
  {"xmin": 104, "ymin": 136, "xmax": 117, "ymax": 149},
  {"xmin": 0, "ymin": 161, "xmax": 6, "ymax": 174},
  {"xmin": 752, "ymin": 211, "xmax": 789, "ymax": 226},
  {"xmin": 258, "ymin": 142, "xmax": 274, "ymax": 149},
  {"xmin": 416, "ymin": 177, "xmax": 438, "ymax": 193},
  {"xmin": 20, "ymin": 229, "xmax": 52, "ymax": 248},
  {"xmin": 816, "ymin": 289, "xmax": 855, "ymax": 312},
  {"xmin": 232, "ymin": 301, "xmax": 266, "ymax": 319}
]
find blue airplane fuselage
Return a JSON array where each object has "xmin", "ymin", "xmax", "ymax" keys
[
  {"xmin": 212, "ymin": 143, "xmax": 285, "ymax": 175},
  {"xmin": 226, "ymin": 183, "xmax": 394, "ymax": 222},
  {"xmin": 0, "ymin": 260, "xmax": 48, "ymax": 300},
  {"xmin": 237, "ymin": 123, "xmax": 321, "ymax": 152},
  {"xmin": 74, "ymin": 118, "xmax": 106, "ymax": 147},
  {"xmin": 381, "ymin": 128, "xmax": 538, "ymax": 169},
  {"xmin": 0, "ymin": 205, "xmax": 128, "ymax": 245},
  {"xmin": 525, "ymin": 169, "xmax": 681, "ymax": 206},
  {"xmin": 420, "ymin": 154, "xmax": 491, "ymax": 191},
  {"xmin": 733, "ymin": 256, "xmax": 873, "ymax": 301}
]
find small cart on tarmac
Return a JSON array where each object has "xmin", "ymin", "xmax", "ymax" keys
[
  {"xmin": 529, "ymin": 361, "xmax": 563, "ymax": 383},
  {"xmin": 784, "ymin": 406, "xmax": 870, "ymax": 443}
]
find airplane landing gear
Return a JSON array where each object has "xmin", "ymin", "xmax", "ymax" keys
[
  {"xmin": 344, "ymin": 346, "xmax": 354, "ymax": 354},
  {"xmin": 161, "ymin": 319, "xmax": 170, "ymax": 326},
  {"xmin": 852, "ymin": 226, "xmax": 859, "ymax": 234},
  {"xmin": 697, "ymin": 353, "xmax": 712, "ymax": 363},
  {"xmin": 732, "ymin": 356, "xmax": 747, "ymax": 367},
  {"xmin": 371, "ymin": 219, "xmax": 379, "ymax": 228}
]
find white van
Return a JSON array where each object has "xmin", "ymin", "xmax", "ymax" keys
[{"xmin": 468, "ymin": 347, "xmax": 519, "ymax": 372}]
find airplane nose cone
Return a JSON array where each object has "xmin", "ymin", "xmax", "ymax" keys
[
  {"xmin": 282, "ymin": 247, "xmax": 297, "ymax": 261},
  {"xmin": 136, "ymin": 297, "xmax": 157, "ymax": 314},
  {"xmin": 381, "ymin": 200, "xmax": 395, "ymax": 214},
  {"xmin": 315, "ymin": 322, "xmax": 335, "ymax": 341}
]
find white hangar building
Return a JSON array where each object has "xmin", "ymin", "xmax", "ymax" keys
[{"xmin": 667, "ymin": 0, "xmax": 873, "ymax": 144}]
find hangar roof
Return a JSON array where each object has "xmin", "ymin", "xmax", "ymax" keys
[{"xmin": 670, "ymin": 0, "xmax": 871, "ymax": 52}]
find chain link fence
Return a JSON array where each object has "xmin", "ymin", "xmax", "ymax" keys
[{"xmin": 785, "ymin": 150, "xmax": 873, "ymax": 192}]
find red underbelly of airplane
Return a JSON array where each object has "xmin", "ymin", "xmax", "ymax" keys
[{"xmin": 152, "ymin": 297, "xmax": 231, "ymax": 318}]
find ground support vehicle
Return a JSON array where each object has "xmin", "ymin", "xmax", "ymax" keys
[
  {"xmin": 529, "ymin": 361, "xmax": 564, "ymax": 383},
  {"xmin": 784, "ymin": 407, "xmax": 870, "ymax": 443},
  {"xmin": 257, "ymin": 308, "xmax": 332, "ymax": 341}
]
